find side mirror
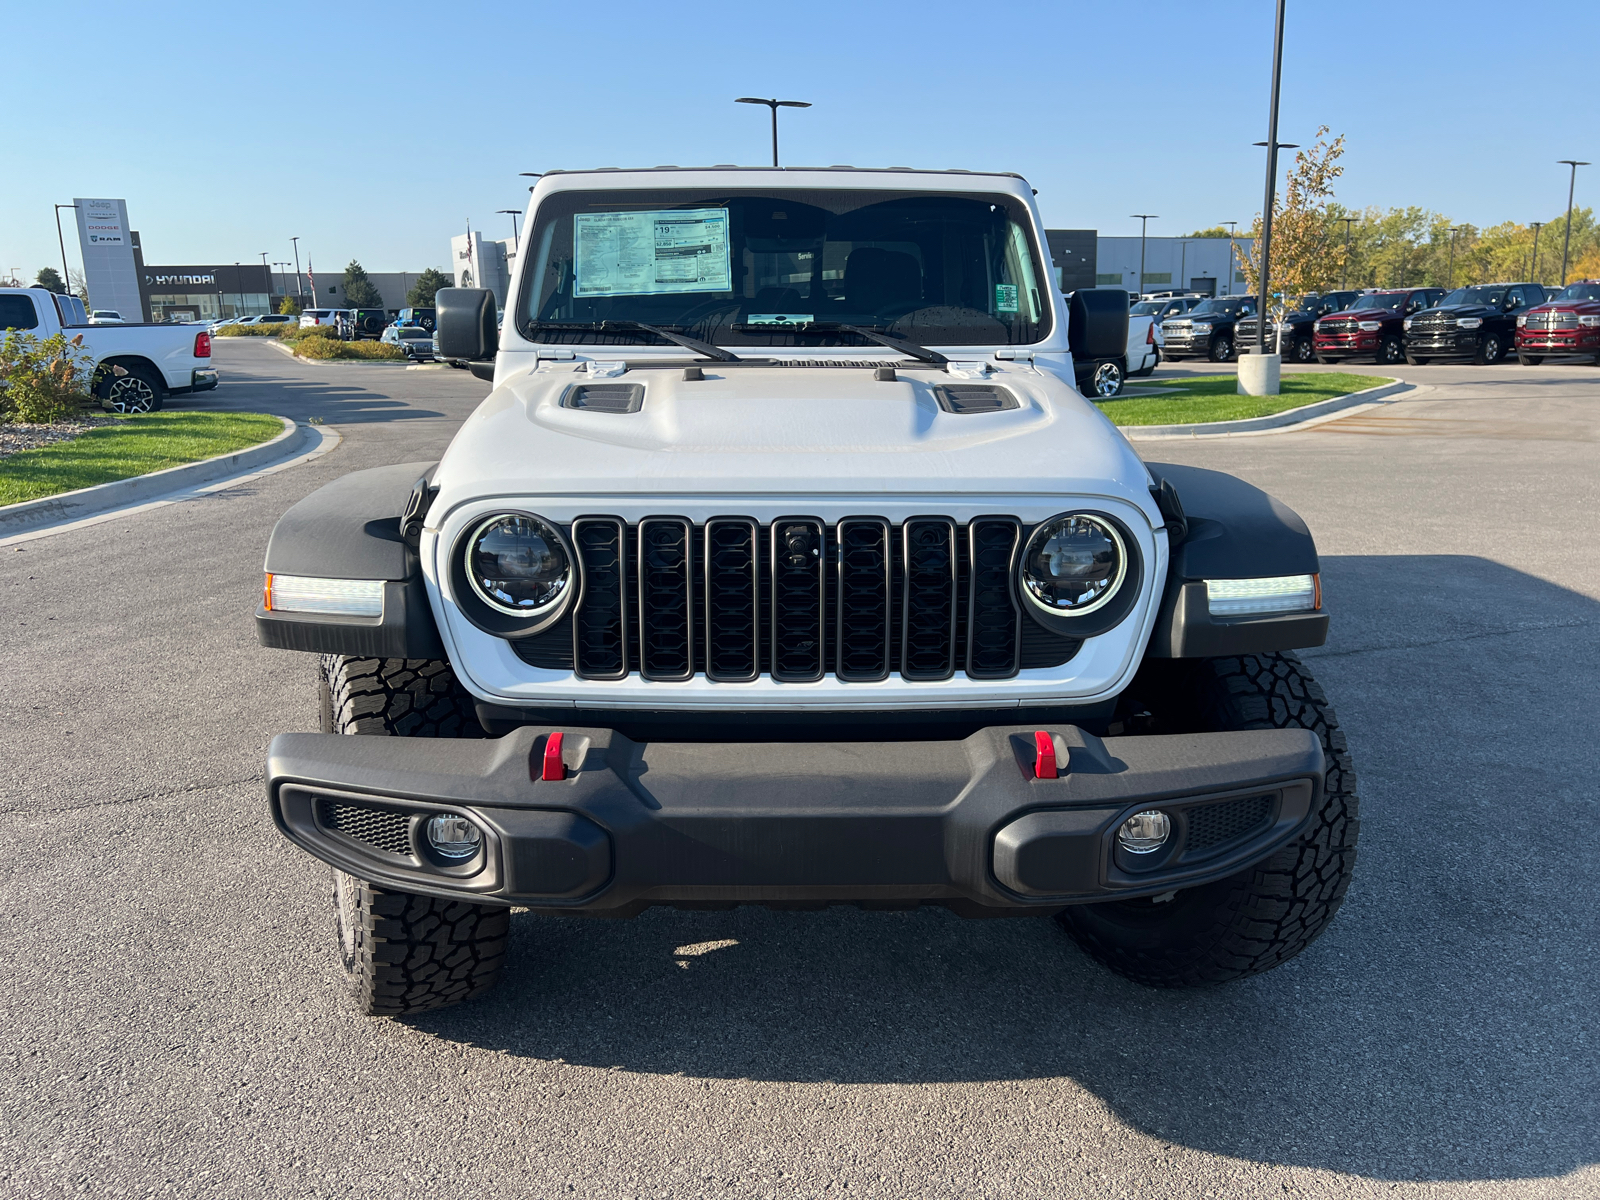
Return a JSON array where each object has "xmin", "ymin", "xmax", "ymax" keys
[{"xmin": 435, "ymin": 288, "xmax": 497, "ymax": 361}]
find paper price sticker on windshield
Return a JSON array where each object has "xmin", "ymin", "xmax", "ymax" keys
[
  {"xmin": 995, "ymin": 284, "xmax": 1019, "ymax": 313},
  {"xmin": 574, "ymin": 208, "xmax": 732, "ymax": 297}
]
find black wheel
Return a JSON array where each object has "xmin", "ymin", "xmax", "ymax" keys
[
  {"xmin": 1377, "ymin": 335, "xmax": 1404, "ymax": 365},
  {"xmin": 1474, "ymin": 332, "xmax": 1504, "ymax": 365},
  {"xmin": 1207, "ymin": 335, "xmax": 1234, "ymax": 363},
  {"xmin": 1057, "ymin": 652, "xmax": 1360, "ymax": 988},
  {"xmin": 1085, "ymin": 359, "xmax": 1124, "ymax": 398},
  {"xmin": 1405, "ymin": 354, "xmax": 1429, "ymax": 365},
  {"xmin": 320, "ymin": 655, "xmax": 506, "ymax": 1016},
  {"xmin": 96, "ymin": 363, "xmax": 165, "ymax": 414},
  {"xmin": 1292, "ymin": 337, "xmax": 1316, "ymax": 364},
  {"xmin": 1516, "ymin": 353, "xmax": 1544, "ymax": 366}
]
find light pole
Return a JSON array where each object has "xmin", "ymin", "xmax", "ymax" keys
[
  {"xmin": 1446, "ymin": 226, "xmax": 1466, "ymax": 289},
  {"xmin": 1557, "ymin": 160, "xmax": 1589, "ymax": 285},
  {"xmin": 735, "ymin": 97, "xmax": 811, "ymax": 167},
  {"xmin": 497, "ymin": 209, "xmax": 522, "ymax": 253},
  {"xmin": 234, "ymin": 262, "xmax": 242, "ymax": 316},
  {"xmin": 1338, "ymin": 216, "xmax": 1357, "ymax": 290},
  {"xmin": 52, "ymin": 203, "xmax": 78, "ymax": 296},
  {"xmin": 1178, "ymin": 238, "xmax": 1191, "ymax": 294},
  {"xmin": 1130, "ymin": 215, "xmax": 1158, "ymax": 297},
  {"xmin": 1251, "ymin": 0, "xmax": 1292, "ymax": 356},
  {"xmin": 1529, "ymin": 222, "xmax": 1545, "ymax": 283},
  {"xmin": 291, "ymin": 237, "xmax": 304, "ymax": 298},
  {"xmin": 1222, "ymin": 221, "xmax": 1238, "ymax": 294}
]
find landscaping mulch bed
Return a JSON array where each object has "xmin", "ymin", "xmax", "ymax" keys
[{"xmin": 0, "ymin": 416, "xmax": 119, "ymax": 460}]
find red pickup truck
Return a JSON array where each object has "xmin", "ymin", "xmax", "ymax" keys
[
  {"xmin": 1514, "ymin": 281, "xmax": 1600, "ymax": 365},
  {"xmin": 1313, "ymin": 288, "xmax": 1444, "ymax": 365}
]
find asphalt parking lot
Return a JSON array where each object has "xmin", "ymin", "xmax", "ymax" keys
[{"xmin": 2, "ymin": 338, "xmax": 1595, "ymax": 1199}]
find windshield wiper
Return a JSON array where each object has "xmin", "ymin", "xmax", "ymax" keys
[
  {"xmin": 526, "ymin": 320, "xmax": 740, "ymax": 362},
  {"xmin": 784, "ymin": 322, "xmax": 948, "ymax": 365}
]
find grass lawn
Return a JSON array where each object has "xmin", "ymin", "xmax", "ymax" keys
[
  {"xmin": 0, "ymin": 411, "xmax": 286, "ymax": 506},
  {"xmin": 1097, "ymin": 373, "xmax": 1391, "ymax": 426}
]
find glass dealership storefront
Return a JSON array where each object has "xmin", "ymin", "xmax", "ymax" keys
[{"xmin": 141, "ymin": 265, "xmax": 272, "ymax": 322}]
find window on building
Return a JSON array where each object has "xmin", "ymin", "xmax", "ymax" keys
[
  {"xmin": 1095, "ymin": 273, "xmax": 1123, "ymax": 285},
  {"xmin": 1140, "ymin": 272, "xmax": 1172, "ymax": 286}
]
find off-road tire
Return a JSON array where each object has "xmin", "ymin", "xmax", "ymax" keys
[
  {"xmin": 332, "ymin": 869, "xmax": 509, "ymax": 1017},
  {"xmin": 320, "ymin": 655, "xmax": 505, "ymax": 1015},
  {"xmin": 1058, "ymin": 652, "xmax": 1359, "ymax": 988}
]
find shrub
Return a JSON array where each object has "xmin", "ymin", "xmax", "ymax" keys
[
  {"xmin": 277, "ymin": 295, "xmax": 301, "ymax": 316},
  {"xmin": 0, "ymin": 330, "xmax": 96, "ymax": 422},
  {"xmin": 294, "ymin": 336, "xmax": 405, "ymax": 361},
  {"xmin": 216, "ymin": 324, "xmax": 285, "ymax": 337}
]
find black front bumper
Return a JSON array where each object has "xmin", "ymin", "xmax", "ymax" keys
[
  {"xmin": 267, "ymin": 724, "xmax": 1323, "ymax": 915},
  {"xmin": 1405, "ymin": 331, "xmax": 1481, "ymax": 357}
]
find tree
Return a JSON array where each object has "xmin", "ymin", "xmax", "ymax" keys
[
  {"xmin": 1235, "ymin": 126, "xmax": 1348, "ymax": 304},
  {"xmin": 405, "ymin": 267, "xmax": 452, "ymax": 307},
  {"xmin": 277, "ymin": 294, "xmax": 301, "ymax": 316},
  {"xmin": 34, "ymin": 267, "xmax": 65, "ymax": 294},
  {"xmin": 1184, "ymin": 226, "xmax": 1235, "ymax": 240},
  {"xmin": 341, "ymin": 260, "xmax": 383, "ymax": 307},
  {"xmin": 67, "ymin": 268, "xmax": 90, "ymax": 307}
]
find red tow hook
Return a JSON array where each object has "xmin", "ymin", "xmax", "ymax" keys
[
  {"xmin": 1033, "ymin": 731, "xmax": 1058, "ymax": 780},
  {"xmin": 539, "ymin": 731, "xmax": 567, "ymax": 781}
]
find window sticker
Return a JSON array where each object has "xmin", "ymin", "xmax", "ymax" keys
[
  {"xmin": 995, "ymin": 284, "xmax": 1019, "ymax": 313},
  {"xmin": 746, "ymin": 313, "xmax": 814, "ymax": 325},
  {"xmin": 573, "ymin": 208, "xmax": 732, "ymax": 297}
]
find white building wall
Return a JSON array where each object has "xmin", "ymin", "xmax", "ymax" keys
[{"xmin": 1094, "ymin": 236, "xmax": 1254, "ymax": 297}]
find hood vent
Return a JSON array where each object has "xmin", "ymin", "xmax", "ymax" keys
[
  {"xmin": 563, "ymin": 383, "xmax": 644, "ymax": 413},
  {"xmin": 934, "ymin": 384, "xmax": 1019, "ymax": 414}
]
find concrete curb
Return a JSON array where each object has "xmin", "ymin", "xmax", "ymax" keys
[
  {"xmin": 0, "ymin": 416, "xmax": 308, "ymax": 536},
  {"xmin": 1121, "ymin": 378, "xmax": 1411, "ymax": 439}
]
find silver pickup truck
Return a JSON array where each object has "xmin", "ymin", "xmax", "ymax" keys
[{"xmin": 0, "ymin": 287, "xmax": 218, "ymax": 412}]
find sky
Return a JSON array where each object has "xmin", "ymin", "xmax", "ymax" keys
[{"xmin": 3, "ymin": 0, "xmax": 1595, "ymax": 282}]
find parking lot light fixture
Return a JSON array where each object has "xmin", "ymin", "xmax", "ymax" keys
[
  {"xmin": 1338, "ymin": 217, "xmax": 1357, "ymax": 290},
  {"xmin": 1250, "ymin": 0, "xmax": 1293, "ymax": 358},
  {"xmin": 735, "ymin": 97, "xmax": 812, "ymax": 167},
  {"xmin": 1557, "ymin": 160, "xmax": 1589, "ymax": 285},
  {"xmin": 497, "ymin": 209, "xmax": 522, "ymax": 254},
  {"xmin": 53, "ymin": 204, "xmax": 77, "ymax": 299},
  {"xmin": 1130, "ymin": 215, "xmax": 1158, "ymax": 297},
  {"xmin": 1222, "ymin": 221, "xmax": 1238, "ymax": 294},
  {"xmin": 1529, "ymin": 223, "xmax": 1545, "ymax": 282},
  {"xmin": 291, "ymin": 237, "xmax": 304, "ymax": 298},
  {"xmin": 1446, "ymin": 226, "xmax": 1466, "ymax": 289}
]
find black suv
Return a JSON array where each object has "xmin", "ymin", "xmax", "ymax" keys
[
  {"xmin": 1403, "ymin": 283, "xmax": 1547, "ymax": 365},
  {"xmin": 341, "ymin": 308, "xmax": 390, "ymax": 341},
  {"xmin": 1235, "ymin": 292, "xmax": 1360, "ymax": 364},
  {"xmin": 1159, "ymin": 295, "xmax": 1256, "ymax": 362}
]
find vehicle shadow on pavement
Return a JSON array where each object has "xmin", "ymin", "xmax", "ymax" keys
[
  {"xmin": 166, "ymin": 379, "xmax": 445, "ymax": 425},
  {"xmin": 408, "ymin": 554, "xmax": 1599, "ymax": 1183}
]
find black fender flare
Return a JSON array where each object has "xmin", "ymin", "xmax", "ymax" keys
[
  {"xmin": 1143, "ymin": 463, "xmax": 1329, "ymax": 658},
  {"xmin": 255, "ymin": 462, "xmax": 445, "ymax": 658}
]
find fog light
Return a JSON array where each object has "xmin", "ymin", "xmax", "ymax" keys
[
  {"xmin": 424, "ymin": 814, "xmax": 482, "ymax": 860},
  {"xmin": 1117, "ymin": 810, "xmax": 1170, "ymax": 854}
]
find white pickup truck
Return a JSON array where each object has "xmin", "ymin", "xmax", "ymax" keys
[{"xmin": 0, "ymin": 287, "xmax": 218, "ymax": 413}]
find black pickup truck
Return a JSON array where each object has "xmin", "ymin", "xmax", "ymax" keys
[
  {"xmin": 1234, "ymin": 292, "xmax": 1360, "ymax": 364},
  {"xmin": 1159, "ymin": 295, "xmax": 1257, "ymax": 362},
  {"xmin": 1403, "ymin": 283, "xmax": 1547, "ymax": 365}
]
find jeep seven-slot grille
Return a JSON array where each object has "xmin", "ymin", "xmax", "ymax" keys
[{"xmin": 510, "ymin": 518, "xmax": 1081, "ymax": 681}]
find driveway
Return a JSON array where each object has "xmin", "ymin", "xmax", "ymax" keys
[{"xmin": 1, "ymin": 340, "xmax": 1594, "ymax": 1198}]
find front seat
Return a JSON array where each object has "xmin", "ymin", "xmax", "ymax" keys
[{"xmin": 842, "ymin": 247, "xmax": 922, "ymax": 317}]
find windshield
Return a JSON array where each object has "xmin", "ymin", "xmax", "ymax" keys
[
  {"xmin": 1555, "ymin": 283, "xmax": 1600, "ymax": 302},
  {"xmin": 1356, "ymin": 293, "xmax": 1405, "ymax": 311},
  {"xmin": 1440, "ymin": 286, "xmax": 1505, "ymax": 308},
  {"xmin": 398, "ymin": 328, "xmax": 430, "ymax": 338},
  {"xmin": 1129, "ymin": 301, "xmax": 1163, "ymax": 315},
  {"xmin": 1187, "ymin": 299, "xmax": 1251, "ymax": 317},
  {"xmin": 521, "ymin": 187, "xmax": 1051, "ymax": 347}
]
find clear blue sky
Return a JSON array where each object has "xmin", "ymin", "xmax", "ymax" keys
[{"xmin": 3, "ymin": 1, "xmax": 1594, "ymax": 281}]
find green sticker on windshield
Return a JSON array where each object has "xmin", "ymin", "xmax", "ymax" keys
[{"xmin": 995, "ymin": 284, "xmax": 1019, "ymax": 313}]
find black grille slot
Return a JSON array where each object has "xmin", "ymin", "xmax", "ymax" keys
[
  {"xmin": 935, "ymin": 384, "xmax": 1019, "ymax": 414},
  {"xmin": 901, "ymin": 518, "xmax": 956, "ymax": 679},
  {"xmin": 705, "ymin": 518, "xmax": 759, "ymax": 682},
  {"xmin": 835, "ymin": 518, "xmax": 891, "ymax": 681},
  {"xmin": 573, "ymin": 518, "xmax": 627, "ymax": 678},
  {"xmin": 317, "ymin": 798, "xmax": 412, "ymax": 857},
  {"xmin": 563, "ymin": 383, "xmax": 644, "ymax": 413},
  {"xmin": 511, "ymin": 611, "xmax": 575, "ymax": 669},
  {"xmin": 638, "ymin": 517, "xmax": 693, "ymax": 680},
  {"xmin": 966, "ymin": 518, "xmax": 1021, "ymax": 678},
  {"xmin": 1019, "ymin": 618, "xmax": 1081, "ymax": 669},
  {"xmin": 771, "ymin": 519, "xmax": 825, "ymax": 681},
  {"xmin": 1185, "ymin": 794, "xmax": 1274, "ymax": 853}
]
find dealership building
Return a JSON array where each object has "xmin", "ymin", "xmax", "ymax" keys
[{"xmin": 1045, "ymin": 231, "xmax": 1256, "ymax": 297}]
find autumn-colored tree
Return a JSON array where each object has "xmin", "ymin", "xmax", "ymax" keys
[{"xmin": 1234, "ymin": 126, "xmax": 1347, "ymax": 305}]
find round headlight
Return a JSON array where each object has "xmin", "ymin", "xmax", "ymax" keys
[
  {"xmin": 1021, "ymin": 514, "xmax": 1127, "ymax": 616},
  {"xmin": 465, "ymin": 514, "xmax": 571, "ymax": 616}
]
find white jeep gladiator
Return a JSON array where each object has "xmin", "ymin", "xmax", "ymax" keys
[
  {"xmin": 0, "ymin": 287, "xmax": 218, "ymax": 412},
  {"xmin": 256, "ymin": 167, "xmax": 1357, "ymax": 1015}
]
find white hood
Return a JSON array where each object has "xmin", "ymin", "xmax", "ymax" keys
[{"xmin": 431, "ymin": 358, "xmax": 1155, "ymax": 514}]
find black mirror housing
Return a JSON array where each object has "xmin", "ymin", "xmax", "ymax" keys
[{"xmin": 436, "ymin": 288, "xmax": 497, "ymax": 361}]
